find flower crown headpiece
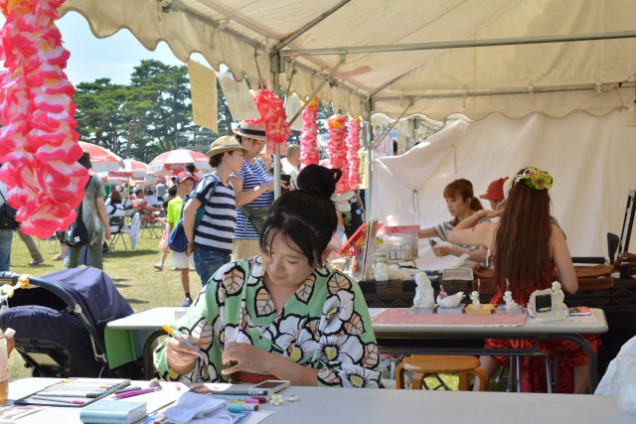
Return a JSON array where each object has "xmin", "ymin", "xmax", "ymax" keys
[{"xmin": 514, "ymin": 167, "xmax": 553, "ymax": 191}]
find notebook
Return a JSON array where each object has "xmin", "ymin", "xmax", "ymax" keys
[
  {"xmin": 15, "ymin": 378, "xmax": 131, "ymax": 407},
  {"xmin": 80, "ymin": 399, "xmax": 146, "ymax": 424}
]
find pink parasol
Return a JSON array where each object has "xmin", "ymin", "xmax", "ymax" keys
[
  {"xmin": 147, "ymin": 148, "xmax": 212, "ymax": 176},
  {"xmin": 78, "ymin": 141, "xmax": 123, "ymax": 172},
  {"xmin": 110, "ymin": 158, "xmax": 148, "ymax": 179}
]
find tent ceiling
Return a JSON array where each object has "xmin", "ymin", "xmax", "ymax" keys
[{"xmin": 61, "ymin": 0, "xmax": 636, "ymax": 119}]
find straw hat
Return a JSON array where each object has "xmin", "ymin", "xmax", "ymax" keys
[
  {"xmin": 206, "ymin": 135, "xmax": 249, "ymax": 158},
  {"xmin": 232, "ymin": 121, "xmax": 266, "ymax": 141}
]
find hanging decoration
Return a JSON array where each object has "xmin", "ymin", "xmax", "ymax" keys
[
  {"xmin": 0, "ymin": 0, "xmax": 87, "ymax": 237},
  {"xmin": 300, "ymin": 97, "xmax": 319, "ymax": 167},
  {"xmin": 247, "ymin": 88, "xmax": 290, "ymax": 145},
  {"xmin": 346, "ymin": 116, "xmax": 361, "ymax": 191},
  {"xmin": 327, "ymin": 114, "xmax": 348, "ymax": 194}
]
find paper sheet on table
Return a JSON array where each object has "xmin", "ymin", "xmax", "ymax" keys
[{"xmin": 414, "ymin": 244, "xmax": 467, "ymax": 271}]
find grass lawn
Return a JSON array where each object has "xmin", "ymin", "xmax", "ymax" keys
[{"xmin": 6, "ymin": 230, "xmax": 190, "ymax": 380}]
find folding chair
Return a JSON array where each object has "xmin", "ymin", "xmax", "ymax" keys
[{"xmin": 109, "ymin": 216, "xmax": 129, "ymax": 252}]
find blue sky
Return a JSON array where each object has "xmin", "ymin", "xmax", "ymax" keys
[{"xmin": 59, "ymin": 12, "xmax": 185, "ymax": 85}]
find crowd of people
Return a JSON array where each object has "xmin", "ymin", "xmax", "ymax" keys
[{"xmin": 0, "ymin": 121, "xmax": 597, "ymax": 394}]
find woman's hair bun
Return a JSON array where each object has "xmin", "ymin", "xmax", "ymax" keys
[{"xmin": 297, "ymin": 164, "xmax": 342, "ymax": 199}]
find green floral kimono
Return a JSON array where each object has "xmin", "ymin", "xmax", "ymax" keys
[{"xmin": 154, "ymin": 256, "xmax": 381, "ymax": 388}]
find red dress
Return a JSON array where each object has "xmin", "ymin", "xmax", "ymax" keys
[{"xmin": 485, "ymin": 263, "xmax": 601, "ymax": 393}]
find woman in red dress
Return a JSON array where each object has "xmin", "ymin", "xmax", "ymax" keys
[{"xmin": 448, "ymin": 167, "xmax": 599, "ymax": 393}]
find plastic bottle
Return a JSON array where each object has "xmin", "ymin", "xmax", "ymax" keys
[{"xmin": 0, "ymin": 328, "xmax": 15, "ymax": 405}]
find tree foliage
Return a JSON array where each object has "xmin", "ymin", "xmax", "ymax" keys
[
  {"xmin": 74, "ymin": 59, "xmax": 234, "ymax": 163},
  {"xmin": 73, "ymin": 59, "xmax": 334, "ymax": 163}
]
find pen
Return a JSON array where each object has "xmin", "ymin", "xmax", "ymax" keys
[
  {"xmin": 115, "ymin": 386, "xmax": 142, "ymax": 394},
  {"xmin": 38, "ymin": 391, "xmax": 103, "ymax": 398},
  {"xmin": 31, "ymin": 395, "xmax": 86, "ymax": 405},
  {"xmin": 115, "ymin": 387, "xmax": 162, "ymax": 399},
  {"xmin": 228, "ymin": 403, "xmax": 259, "ymax": 413},
  {"xmin": 162, "ymin": 324, "xmax": 207, "ymax": 360},
  {"xmin": 212, "ymin": 390, "xmax": 251, "ymax": 396}
]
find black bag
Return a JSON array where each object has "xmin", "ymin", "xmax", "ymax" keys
[
  {"xmin": 64, "ymin": 180, "xmax": 91, "ymax": 247},
  {"xmin": 0, "ymin": 191, "xmax": 19, "ymax": 230},
  {"xmin": 168, "ymin": 175, "xmax": 218, "ymax": 252},
  {"xmin": 64, "ymin": 203, "xmax": 89, "ymax": 247}
]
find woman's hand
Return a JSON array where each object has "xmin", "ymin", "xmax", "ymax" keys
[
  {"xmin": 166, "ymin": 334, "xmax": 201, "ymax": 375},
  {"xmin": 433, "ymin": 246, "xmax": 456, "ymax": 257},
  {"xmin": 221, "ymin": 342, "xmax": 270, "ymax": 375}
]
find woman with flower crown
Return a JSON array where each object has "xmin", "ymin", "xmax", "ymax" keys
[{"xmin": 448, "ymin": 167, "xmax": 600, "ymax": 393}]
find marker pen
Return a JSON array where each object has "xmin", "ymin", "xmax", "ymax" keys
[
  {"xmin": 115, "ymin": 386, "xmax": 142, "ymax": 394},
  {"xmin": 115, "ymin": 386, "xmax": 162, "ymax": 399},
  {"xmin": 31, "ymin": 395, "xmax": 85, "ymax": 405},
  {"xmin": 228, "ymin": 403, "xmax": 259, "ymax": 413},
  {"xmin": 162, "ymin": 324, "xmax": 207, "ymax": 360}
]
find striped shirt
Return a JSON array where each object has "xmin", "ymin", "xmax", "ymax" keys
[
  {"xmin": 232, "ymin": 158, "xmax": 273, "ymax": 240},
  {"xmin": 433, "ymin": 219, "xmax": 481, "ymax": 252},
  {"xmin": 193, "ymin": 173, "xmax": 236, "ymax": 254}
]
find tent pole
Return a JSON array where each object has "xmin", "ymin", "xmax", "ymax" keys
[
  {"xmin": 364, "ymin": 98, "xmax": 374, "ymax": 221},
  {"xmin": 375, "ymin": 81, "xmax": 635, "ymax": 101},
  {"xmin": 281, "ymin": 30, "xmax": 636, "ymax": 57},
  {"xmin": 287, "ymin": 55, "xmax": 346, "ymax": 127},
  {"xmin": 271, "ymin": 53, "xmax": 283, "ymax": 200}
]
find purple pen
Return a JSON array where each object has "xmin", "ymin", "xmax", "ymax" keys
[{"xmin": 115, "ymin": 386, "xmax": 162, "ymax": 399}]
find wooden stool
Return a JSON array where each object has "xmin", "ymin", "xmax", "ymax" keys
[{"xmin": 395, "ymin": 355, "xmax": 489, "ymax": 391}]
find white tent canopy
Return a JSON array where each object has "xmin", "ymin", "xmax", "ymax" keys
[
  {"xmin": 372, "ymin": 110, "xmax": 636, "ymax": 257},
  {"xmin": 61, "ymin": 0, "xmax": 636, "ymax": 119}
]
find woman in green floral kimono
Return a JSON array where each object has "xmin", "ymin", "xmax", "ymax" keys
[{"xmin": 154, "ymin": 164, "xmax": 381, "ymax": 387}]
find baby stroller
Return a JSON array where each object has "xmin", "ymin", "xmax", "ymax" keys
[{"xmin": 0, "ymin": 268, "xmax": 137, "ymax": 378}]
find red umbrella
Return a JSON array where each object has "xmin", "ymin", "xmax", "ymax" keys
[
  {"xmin": 78, "ymin": 141, "xmax": 123, "ymax": 172},
  {"xmin": 147, "ymin": 148, "xmax": 212, "ymax": 176},
  {"xmin": 109, "ymin": 159, "xmax": 148, "ymax": 179}
]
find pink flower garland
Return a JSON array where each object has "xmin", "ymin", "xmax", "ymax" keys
[
  {"xmin": 247, "ymin": 88, "xmax": 290, "ymax": 144},
  {"xmin": 346, "ymin": 116, "xmax": 361, "ymax": 191},
  {"xmin": 300, "ymin": 97, "xmax": 319, "ymax": 167},
  {"xmin": 0, "ymin": 0, "xmax": 87, "ymax": 237},
  {"xmin": 327, "ymin": 114, "xmax": 348, "ymax": 194}
]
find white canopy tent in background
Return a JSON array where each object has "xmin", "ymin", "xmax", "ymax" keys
[{"xmin": 373, "ymin": 110, "xmax": 636, "ymax": 257}]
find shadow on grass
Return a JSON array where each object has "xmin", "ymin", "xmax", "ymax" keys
[
  {"xmin": 105, "ymin": 249, "xmax": 156, "ymax": 258},
  {"xmin": 126, "ymin": 298, "xmax": 150, "ymax": 305}
]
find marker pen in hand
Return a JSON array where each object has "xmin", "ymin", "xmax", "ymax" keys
[{"xmin": 162, "ymin": 324, "xmax": 207, "ymax": 360}]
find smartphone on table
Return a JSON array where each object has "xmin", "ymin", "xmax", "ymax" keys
[{"xmin": 248, "ymin": 380, "xmax": 290, "ymax": 396}]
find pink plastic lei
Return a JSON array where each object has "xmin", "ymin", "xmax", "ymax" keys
[
  {"xmin": 0, "ymin": 0, "xmax": 87, "ymax": 237},
  {"xmin": 247, "ymin": 88, "xmax": 291, "ymax": 145},
  {"xmin": 299, "ymin": 97, "xmax": 319, "ymax": 168},
  {"xmin": 345, "ymin": 116, "xmax": 361, "ymax": 191},
  {"xmin": 327, "ymin": 114, "xmax": 348, "ymax": 194}
]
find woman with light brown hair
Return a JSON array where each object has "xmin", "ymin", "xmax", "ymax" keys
[{"xmin": 418, "ymin": 178, "xmax": 485, "ymax": 261}]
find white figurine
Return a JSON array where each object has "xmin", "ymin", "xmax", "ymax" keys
[
  {"xmin": 437, "ymin": 291, "xmax": 465, "ymax": 308},
  {"xmin": 503, "ymin": 290, "xmax": 517, "ymax": 308},
  {"xmin": 470, "ymin": 291, "xmax": 481, "ymax": 307},
  {"xmin": 413, "ymin": 272, "xmax": 435, "ymax": 308},
  {"xmin": 551, "ymin": 281, "xmax": 565, "ymax": 307}
]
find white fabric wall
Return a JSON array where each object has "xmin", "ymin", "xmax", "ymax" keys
[{"xmin": 372, "ymin": 109, "xmax": 636, "ymax": 257}]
